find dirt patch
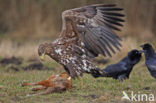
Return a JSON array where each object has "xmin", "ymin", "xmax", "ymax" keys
[
  {"xmin": 143, "ymin": 86, "xmax": 150, "ymax": 90},
  {"xmin": 11, "ymin": 96, "xmax": 22, "ymax": 102},
  {"xmin": 6, "ymin": 65, "xmax": 20, "ymax": 72},
  {"xmin": 22, "ymin": 62, "xmax": 51, "ymax": 71},
  {"xmin": 125, "ymin": 85, "xmax": 132, "ymax": 90},
  {"xmin": 27, "ymin": 58, "xmax": 40, "ymax": 63},
  {"xmin": 6, "ymin": 62, "xmax": 52, "ymax": 71},
  {"xmin": 0, "ymin": 56, "xmax": 23, "ymax": 65},
  {"xmin": 83, "ymin": 94, "xmax": 99, "ymax": 99},
  {"xmin": 0, "ymin": 56, "xmax": 54, "ymax": 71}
]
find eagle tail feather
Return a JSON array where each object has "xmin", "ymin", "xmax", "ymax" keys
[{"xmin": 91, "ymin": 68, "xmax": 108, "ymax": 78}]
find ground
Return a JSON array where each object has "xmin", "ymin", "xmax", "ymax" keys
[
  {"xmin": 0, "ymin": 39, "xmax": 156, "ymax": 103},
  {"xmin": 0, "ymin": 55, "xmax": 156, "ymax": 103}
]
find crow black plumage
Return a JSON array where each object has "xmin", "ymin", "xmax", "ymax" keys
[
  {"xmin": 140, "ymin": 43, "xmax": 156, "ymax": 79},
  {"xmin": 92, "ymin": 49, "xmax": 142, "ymax": 81}
]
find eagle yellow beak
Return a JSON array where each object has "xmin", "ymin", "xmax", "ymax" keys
[{"xmin": 40, "ymin": 53, "xmax": 45, "ymax": 61}]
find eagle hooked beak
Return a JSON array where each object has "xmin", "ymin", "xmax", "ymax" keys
[{"xmin": 40, "ymin": 53, "xmax": 45, "ymax": 61}]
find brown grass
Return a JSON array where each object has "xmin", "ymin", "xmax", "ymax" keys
[
  {"xmin": 0, "ymin": 37, "xmax": 142, "ymax": 61},
  {"xmin": 0, "ymin": 40, "xmax": 40, "ymax": 60}
]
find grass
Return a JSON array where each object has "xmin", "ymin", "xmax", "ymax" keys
[
  {"xmin": 1, "ymin": 39, "xmax": 156, "ymax": 103},
  {"xmin": 0, "ymin": 58, "xmax": 156, "ymax": 103}
]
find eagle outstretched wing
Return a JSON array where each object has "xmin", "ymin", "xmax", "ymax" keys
[{"xmin": 60, "ymin": 4, "xmax": 124, "ymax": 57}]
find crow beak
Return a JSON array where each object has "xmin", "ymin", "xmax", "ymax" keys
[
  {"xmin": 40, "ymin": 53, "xmax": 45, "ymax": 61},
  {"xmin": 140, "ymin": 45, "xmax": 144, "ymax": 48},
  {"xmin": 139, "ymin": 50, "xmax": 145, "ymax": 53}
]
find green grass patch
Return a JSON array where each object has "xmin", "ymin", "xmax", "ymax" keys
[{"xmin": 0, "ymin": 60, "xmax": 156, "ymax": 103}]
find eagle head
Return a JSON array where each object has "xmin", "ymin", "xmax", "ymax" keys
[{"xmin": 38, "ymin": 43, "xmax": 52, "ymax": 61}]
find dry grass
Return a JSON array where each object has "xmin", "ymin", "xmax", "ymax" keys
[
  {"xmin": 0, "ymin": 37, "xmax": 149, "ymax": 61},
  {"xmin": 0, "ymin": 40, "xmax": 40, "ymax": 60},
  {"xmin": 113, "ymin": 37, "xmax": 139, "ymax": 59},
  {"xmin": 0, "ymin": 37, "xmax": 141, "ymax": 60}
]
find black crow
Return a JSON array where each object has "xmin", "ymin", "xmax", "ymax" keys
[
  {"xmin": 92, "ymin": 49, "xmax": 142, "ymax": 81},
  {"xmin": 140, "ymin": 43, "xmax": 156, "ymax": 79}
]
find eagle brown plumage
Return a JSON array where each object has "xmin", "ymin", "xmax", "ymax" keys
[{"xmin": 38, "ymin": 4, "xmax": 124, "ymax": 78}]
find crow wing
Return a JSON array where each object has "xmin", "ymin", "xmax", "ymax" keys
[
  {"xmin": 104, "ymin": 63, "xmax": 127, "ymax": 77},
  {"xmin": 146, "ymin": 58, "xmax": 156, "ymax": 72},
  {"xmin": 60, "ymin": 4, "xmax": 124, "ymax": 57},
  {"xmin": 146, "ymin": 58, "xmax": 156, "ymax": 78}
]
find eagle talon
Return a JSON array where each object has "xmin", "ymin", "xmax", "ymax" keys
[{"xmin": 40, "ymin": 53, "xmax": 45, "ymax": 61}]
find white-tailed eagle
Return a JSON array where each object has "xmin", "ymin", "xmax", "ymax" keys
[{"xmin": 38, "ymin": 4, "xmax": 124, "ymax": 78}]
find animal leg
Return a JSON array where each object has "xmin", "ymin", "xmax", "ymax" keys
[
  {"xmin": 118, "ymin": 74, "xmax": 127, "ymax": 82},
  {"xmin": 22, "ymin": 79, "xmax": 52, "ymax": 87},
  {"xmin": 31, "ymin": 86, "xmax": 47, "ymax": 91},
  {"xmin": 21, "ymin": 82, "xmax": 37, "ymax": 87},
  {"xmin": 27, "ymin": 87, "xmax": 55, "ymax": 97},
  {"xmin": 36, "ymin": 80, "xmax": 52, "ymax": 87}
]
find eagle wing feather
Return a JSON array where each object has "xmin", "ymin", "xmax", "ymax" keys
[{"xmin": 60, "ymin": 4, "xmax": 124, "ymax": 57}]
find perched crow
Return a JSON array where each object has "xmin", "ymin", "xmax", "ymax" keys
[
  {"xmin": 140, "ymin": 43, "xmax": 156, "ymax": 79},
  {"xmin": 92, "ymin": 50, "xmax": 142, "ymax": 81}
]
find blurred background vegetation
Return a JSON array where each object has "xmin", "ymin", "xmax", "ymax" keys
[
  {"xmin": 0, "ymin": 0, "xmax": 156, "ymax": 59},
  {"xmin": 0, "ymin": 0, "xmax": 156, "ymax": 40}
]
